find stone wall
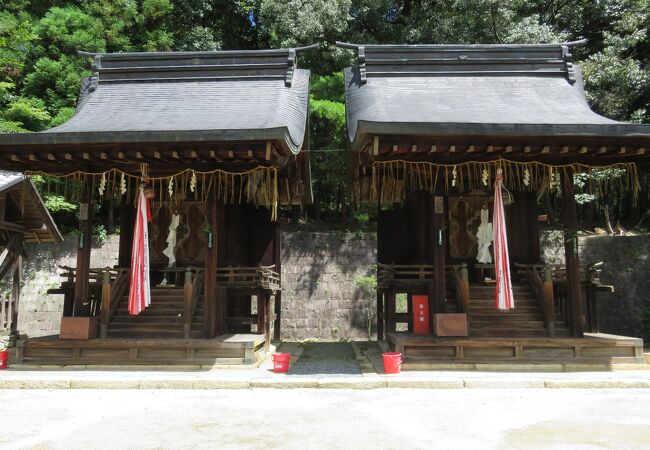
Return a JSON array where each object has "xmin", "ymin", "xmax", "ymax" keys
[
  {"xmin": 9, "ymin": 235, "xmax": 120, "ymax": 338},
  {"xmin": 540, "ymin": 229, "xmax": 650, "ymax": 339},
  {"xmin": 280, "ymin": 232, "xmax": 377, "ymax": 341},
  {"xmin": 579, "ymin": 235, "xmax": 650, "ymax": 339}
]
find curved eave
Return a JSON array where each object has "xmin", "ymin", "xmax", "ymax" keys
[
  {"xmin": 350, "ymin": 121, "xmax": 650, "ymax": 150},
  {"xmin": 0, "ymin": 127, "xmax": 302, "ymax": 155}
]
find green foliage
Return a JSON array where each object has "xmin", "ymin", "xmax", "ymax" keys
[
  {"xmin": 50, "ymin": 106, "xmax": 75, "ymax": 126},
  {"xmin": 311, "ymin": 73, "xmax": 345, "ymax": 103},
  {"xmin": 43, "ymin": 193, "xmax": 77, "ymax": 213},
  {"xmin": 308, "ymin": 97, "xmax": 347, "ymax": 220},
  {"xmin": 142, "ymin": 0, "xmax": 173, "ymax": 22},
  {"xmin": 355, "ymin": 275, "xmax": 377, "ymax": 295},
  {"xmin": 92, "ymin": 224, "xmax": 108, "ymax": 245},
  {"xmin": 0, "ymin": 10, "xmax": 36, "ymax": 81},
  {"xmin": 3, "ymin": 96, "xmax": 50, "ymax": 130},
  {"xmin": 34, "ymin": 6, "xmax": 106, "ymax": 56}
]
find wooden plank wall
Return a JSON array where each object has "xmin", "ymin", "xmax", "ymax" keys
[{"xmin": 378, "ymin": 190, "xmax": 540, "ymax": 266}]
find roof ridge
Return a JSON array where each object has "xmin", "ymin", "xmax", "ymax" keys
[
  {"xmin": 79, "ymin": 45, "xmax": 318, "ymax": 87},
  {"xmin": 337, "ymin": 41, "xmax": 580, "ymax": 85}
]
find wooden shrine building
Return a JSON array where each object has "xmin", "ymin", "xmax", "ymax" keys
[
  {"xmin": 0, "ymin": 171, "xmax": 62, "ymax": 337},
  {"xmin": 0, "ymin": 47, "xmax": 314, "ymax": 365},
  {"xmin": 338, "ymin": 41, "xmax": 649, "ymax": 367}
]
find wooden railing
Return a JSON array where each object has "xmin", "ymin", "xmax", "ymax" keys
[
  {"xmin": 377, "ymin": 264, "xmax": 435, "ymax": 288},
  {"xmin": 183, "ymin": 267, "xmax": 204, "ymax": 338},
  {"xmin": 0, "ymin": 295, "xmax": 14, "ymax": 332},
  {"xmin": 548, "ymin": 262, "xmax": 612, "ymax": 333},
  {"xmin": 55, "ymin": 265, "xmax": 128, "ymax": 318},
  {"xmin": 99, "ymin": 268, "xmax": 130, "ymax": 338},
  {"xmin": 216, "ymin": 265, "xmax": 280, "ymax": 292},
  {"xmin": 515, "ymin": 263, "xmax": 556, "ymax": 337},
  {"xmin": 447, "ymin": 264, "xmax": 470, "ymax": 314}
]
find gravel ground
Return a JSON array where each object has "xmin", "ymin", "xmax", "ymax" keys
[
  {"xmin": 4, "ymin": 388, "xmax": 650, "ymax": 449},
  {"xmin": 288, "ymin": 342, "xmax": 361, "ymax": 376}
]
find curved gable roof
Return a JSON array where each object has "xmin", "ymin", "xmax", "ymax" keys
[
  {"xmin": 2, "ymin": 47, "xmax": 314, "ymax": 154},
  {"xmin": 339, "ymin": 42, "xmax": 650, "ymax": 149}
]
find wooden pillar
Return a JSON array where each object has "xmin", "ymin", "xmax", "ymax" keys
[
  {"xmin": 264, "ymin": 293, "xmax": 272, "ymax": 351},
  {"xmin": 543, "ymin": 266, "xmax": 556, "ymax": 337},
  {"xmin": 406, "ymin": 293, "xmax": 413, "ymax": 332},
  {"xmin": 0, "ymin": 192, "xmax": 6, "ymax": 222},
  {"xmin": 273, "ymin": 223, "xmax": 282, "ymax": 341},
  {"xmin": 183, "ymin": 267, "xmax": 193, "ymax": 339},
  {"xmin": 10, "ymin": 237, "xmax": 22, "ymax": 336},
  {"xmin": 562, "ymin": 170, "xmax": 584, "ymax": 337},
  {"xmin": 385, "ymin": 289, "xmax": 396, "ymax": 334},
  {"xmin": 459, "ymin": 263, "xmax": 470, "ymax": 313},
  {"xmin": 256, "ymin": 292, "xmax": 265, "ymax": 334},
  {"xmin": 376, "ymin": 290, "xmax": 384, "ymax": 340},
  {"xmin": 204, "ymin": 189, "xmax": 218, "ymax": 338},
  {"xmin": 433, "ymin": 191, "xmax": 446, "ymax": 316},
  {"xmin": 118, "ymin": 196, "xmax": 133, "ymax": 268},
  {"xmin": 99, "ymin": 268, "xmax": 111, "ymax": 338},
  {"xmin": 73, "ymin": 183, "xmax": 94, "ymax": 317}
]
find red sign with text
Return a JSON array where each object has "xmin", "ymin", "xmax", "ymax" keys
[{"xmin": 412, "ymin": 295, "xmax": 430, "ymax": 334}]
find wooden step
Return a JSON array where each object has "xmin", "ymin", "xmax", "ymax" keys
[
  {"xmin": 470, "ymin": 295, "xmax": 537, "ymax": 300},
  {"xmin": 470, "ymin": 329, "xmax": 549, "ymax": 337},
  {"xmin": 469, "ymin": 306, "xmax": 540, "ymax": 313},
  {"xmin": 470, "ymin": 313, "xmax": 544, "ymax": 321},
  {"xmin": 470, "ymin": 320, "xmax": 546, "ymax": 329},
  {"xmin": 106, "ymin": 330, "xmax": 204, "ymax": 339},
  {"xmin": 111, "ymin": 316, "xmax": 204, "ymax": 324}
]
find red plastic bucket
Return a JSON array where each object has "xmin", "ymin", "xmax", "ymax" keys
[
  {"xmin": 383, "ymin": 352, "xmax": 402, "ymax": 374},
  {"xmin": 0, "ymin": 350, "xmax": 8, "ymax": 369},
  {"xmin": 272, "ymin": 352, "xmax": 291, "ymax": 373}
]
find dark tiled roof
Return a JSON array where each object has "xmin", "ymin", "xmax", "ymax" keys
[
  {"xmin": 2, "ymin": 48, "xmax": 312, "ymax": 154},
  {"xmin": 0, "ymin": 171, "xmax": 62, "ymax": 244},
  {"xmin": 339, "ymin": 42, "xmax": 650, "ymax": 148},
  {"xmin": 0, "ymin": 171, "xmax": 24, "ymax": 192}
]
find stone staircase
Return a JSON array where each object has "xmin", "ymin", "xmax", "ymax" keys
[
  {"xmin": 467, "ymin": 283, "xmax": 569, "ymax": 337},
  {"xmin": 108, "ymin": 287, "xmax": 204, "ymax": 339}
]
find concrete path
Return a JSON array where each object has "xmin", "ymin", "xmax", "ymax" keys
[{"xmin": 3, "ymin": 388, "xmax": 650, "ymax": 449}]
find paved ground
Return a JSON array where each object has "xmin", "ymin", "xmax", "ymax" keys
[
  {"xmin": 3, "ymin": 388, "xmax": 650, "ymax": 449},
  {"xmin": 289, "ymin": 342, "xmax": 361, "ymax": 376}
]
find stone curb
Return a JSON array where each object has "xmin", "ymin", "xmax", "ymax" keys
[{"xmin": 1, "ymin": 376, "xmax": 650, "ymax": 390}]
